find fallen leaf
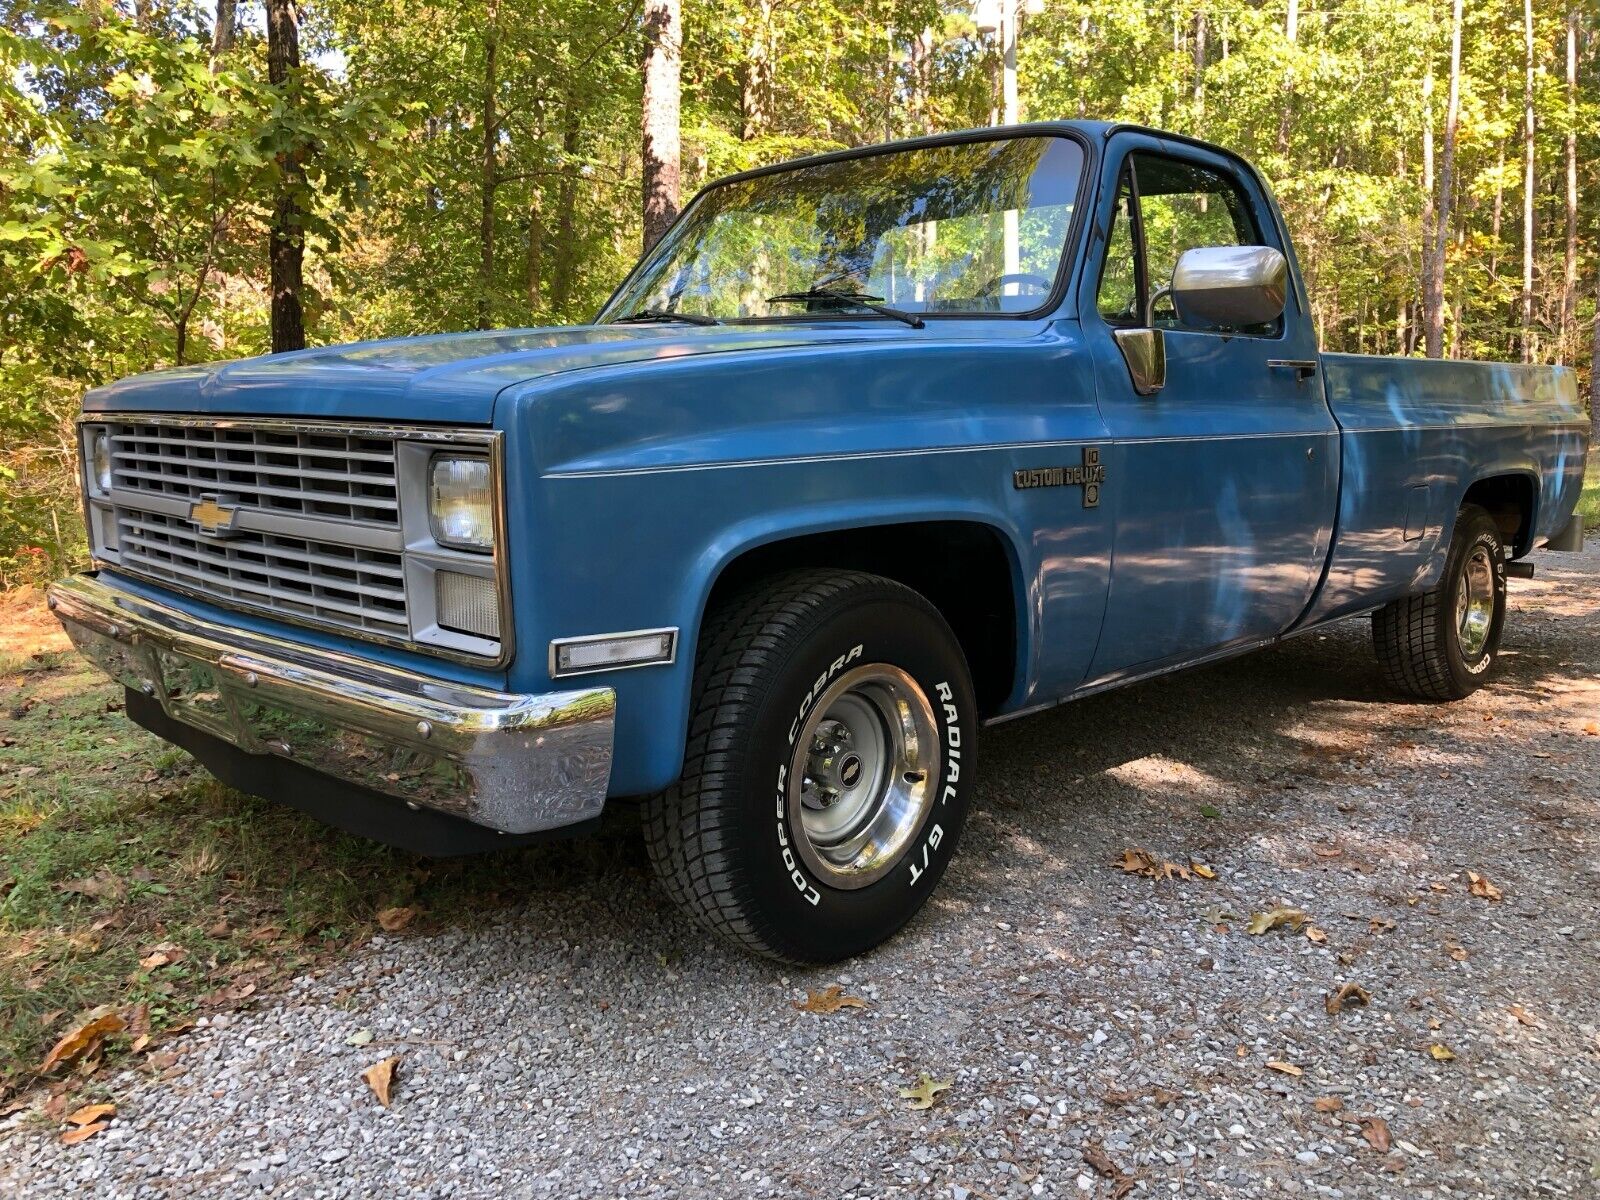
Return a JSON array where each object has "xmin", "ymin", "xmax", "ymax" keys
[
  {"xmin": 376, "ymin": 906, "xmax": 417, "ymax": 933},
  {"xmin": 1508, "ymin": 1005, "xmax": 1540, "ymax": 1028},
  {"xmin": 1246, "ymin": 908, "xmax": 1307, "ymax": 936},
  {"xmin": 1467, "ymin": 872, "xmax": 1503, "ymax": 901},
  {"xmin": 1446, "ymin": 944, "xmax": 1469, "ymax": 962},
  {"xmin": 1368, "ymin": 917, "xmax": 1397, "ymax": 933},
  {"xmin": 60, "ymin": 1122, "xmax": 107, "ymax": 1145},
  {"xmin": 792, "ymin": 985, "xmax": 867, "ymax": 1015},
  {"xmin": 39, "ymin": 1012, "xmax": 126, "ymax": 1074},
  {"xmin": 66, "ymin": 1103, "xmax": 115, "ymax": 1126},
  {"xmin": 1325, "ymin": 981, "xmax": 1373, "ymax": 1016},
  {"xmin": 1314, "ymin": 847, "xmax": 1343, "ymax": 859},
  {"xmin": 1305, "ymin": 925, "xmax": 1328, "ymax": 945},
  {"xmin": 138, "ymin": 942, "xmax": 186, "ymax": 971},
  {"xmin": 57, "ymin": 871, "xmax": 126, "ymax": 902},
  {"xmin": 1198, "ymin": 804, "xmax": 1220, "ymax": 819},
  {"xmin": 1360, "ymin": 1116, "xmax": 1393, "ymax": 1152},
  {"xmin": 1190, "ymin": 862, "xmax": 1217, "ymax": 880},
  {"xmin": 1084, "ymin": 1143, "xmax": 1125, "ymax": 1179},
  {"xmin": 1313, "ymin": 1097, "xmax": 1343, "ymax": 1113},
  {"xmin": 1114, "ymin": 847, "xmax": 1198, "ymax": 881},
  {"xmin": 898, "ymin": 1072, "xmax": 953, "ymax": 1110},
  {"xmin": 1428, "ymin": 1018, "xmax": 1442, "ymax": 1031},
  {"xmin": 1266, "ymin": 1060, "xmax": 1304, "ymax": 1077},
  {"xmin": 147, "ymin": 1051, "xmax": 179, "ymax": 1071},
  {"xmin": 1427, "ymin": 1044, "xmax": 1456, "ymax": 1062},
  {"xmin": 361, "ymin": 1055, "xmax": 402, "ymax": 1107},
  {"xmin": 346, "ymin": 1028, "xmax": 375, "ymax": 1047},
  {"xmin": 1583, "ymin": 721, "xmax": 1599, "ymax": 736}
]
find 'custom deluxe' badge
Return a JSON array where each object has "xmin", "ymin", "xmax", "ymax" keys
[{"xmin": 1012, "ymin": 446, "xmax": 1105, "ymax": 507}]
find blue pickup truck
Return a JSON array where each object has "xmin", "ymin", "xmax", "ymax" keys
[{"xmin": 51, "ymin": 123, "xmax": 1589, "ymax": 962}]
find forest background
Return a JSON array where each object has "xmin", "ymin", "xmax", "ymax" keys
[{"xmin": 2, "ymin": 0, "xmax": 1596, "ymax": 585}]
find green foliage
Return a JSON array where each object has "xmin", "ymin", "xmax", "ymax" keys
[{"xmin": 0, "ymin": 0, "xmax": 1595, "ymax": 584}]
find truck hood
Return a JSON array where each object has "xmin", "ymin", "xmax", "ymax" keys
[{"xmin": 80, "ymin": 324, "xmax": 878, "ymax": 425}]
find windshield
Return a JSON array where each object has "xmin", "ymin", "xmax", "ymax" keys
[{"xmin": 598, "ymin": 134, "xmax": 1085, "ymax": 323}]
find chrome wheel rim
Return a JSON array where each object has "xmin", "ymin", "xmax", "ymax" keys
[
  {"xmin": 1456, "ymin": 546, "xmax": 1496, "ymax": 661},
  {"xmin": 787, "ymin": 664, "xmax": 939, "ymax": 890}
]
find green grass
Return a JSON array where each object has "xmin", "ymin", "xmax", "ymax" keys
[
  {"xmin": 0, "ymin": 598, "xmax": 642, "ymax": 1104},
  {"xmin": 1579, "ymin": 461, "xmax": 1600, "ymax": 531}
]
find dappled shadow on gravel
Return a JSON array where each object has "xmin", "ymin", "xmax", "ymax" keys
[{"xmin": 5, "ymin": 547, "xmax": 1598, "ymax": 1200}]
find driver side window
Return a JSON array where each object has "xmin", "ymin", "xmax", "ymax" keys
[{"xmin": 1095, "ymin": 151, "xmax": 1278, "ymax": 335}]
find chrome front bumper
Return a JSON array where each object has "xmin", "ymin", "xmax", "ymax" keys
[{"xmin": 47, "ymin": 574, "xmax": 614, "ymax": 835}]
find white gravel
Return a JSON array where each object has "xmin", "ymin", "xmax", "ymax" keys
[{"xmin": 5, "ymin": 545, "xmax": 1598, "ymax": 1198}]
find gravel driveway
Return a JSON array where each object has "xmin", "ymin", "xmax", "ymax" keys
[{"xmin": 6, "ymin": 545, "xmax": 1598, "ymax": 1199}]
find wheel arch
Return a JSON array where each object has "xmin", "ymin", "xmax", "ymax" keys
[
  {"xmin": 690, "ymin": 511, "xmax": 1031, "ymax": 720},
  {"xmin": 1456, "ymin": 469, "xmax": 1540, "ymax": 557}
]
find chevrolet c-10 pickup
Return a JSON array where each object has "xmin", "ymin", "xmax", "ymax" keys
[{"xmin": 50, "ymin": 122, "xmax": 1590, "ymax": 962}]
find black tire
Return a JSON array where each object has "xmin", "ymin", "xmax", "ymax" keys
[
  {"xmin": 643, "ymin": 570, "xmax": 977, "ymax": 963},
  {"xmin": 1372, "ymin": 504, "xmax": 1507, "ymax": 701}
]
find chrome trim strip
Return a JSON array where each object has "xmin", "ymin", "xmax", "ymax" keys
[
  {"xmin": 48, "ymin": 573, "xmax": 612, "ymax": 835},
  {"xmin": 549, "ymin": 627, "xmax": 679, "ymax": 678},
  {"xmin": 77, "ymin": 413, "xmax": 513, "ymax": 669}
]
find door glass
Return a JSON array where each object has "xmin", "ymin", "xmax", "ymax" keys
[
  {"xmin": 1131, "ymin": 154, "xmax": 1268, "ymax": 330},
  {"xmin": 1095, "ymin": 170, "xmax": 1141, "ymax": 326}
]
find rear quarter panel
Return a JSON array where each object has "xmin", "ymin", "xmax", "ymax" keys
[{"xmin": 1303, "ymin": 354, "xmax": 1588, "ymax": 625}]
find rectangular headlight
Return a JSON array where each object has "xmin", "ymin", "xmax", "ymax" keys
[
  {"xmin": 551, "ymin": 629, "xmax": 677, "ymax": 677},
  {"xmin": 428, "ymin": 454, "xmax": 494, "ymax": 552}
]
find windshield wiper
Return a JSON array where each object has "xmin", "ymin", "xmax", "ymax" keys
[
  {"xmin": 613, "ymin": 307, "xmax": 719, "ymax": 326},
  {"xmin": 766, "ymin": 289, "xmax": 925, "ymax": 329}
]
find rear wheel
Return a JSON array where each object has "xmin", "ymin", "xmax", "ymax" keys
[
  {"xmin": 1372, "ymin": 504, "xmax": 1507, "ymax": 700},
  {"xmin": 643, "ymin": 570, "xmax": 976, "ymax": 963}
]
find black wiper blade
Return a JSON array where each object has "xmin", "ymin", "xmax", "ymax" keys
[
  {"xmin": 613, "ymin": 307, "xmax": 719, "ymax": 326},
  {"xmin": 766, "ymin": 289, "xmax": 925, "ymax": 329}
]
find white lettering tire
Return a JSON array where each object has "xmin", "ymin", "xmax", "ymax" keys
[{"xmin": 643, "ymin": 570, "xmax": 977, "ymax": 963}]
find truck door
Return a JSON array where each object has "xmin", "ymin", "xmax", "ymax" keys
[{"xmin": 1081, "ymin": 135, "xmax": 1339, "ymax": 682}]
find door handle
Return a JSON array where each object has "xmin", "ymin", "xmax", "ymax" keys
[{"xmin": 1268, "ymin": 358, "xmax": 1319, "ymax": 381}]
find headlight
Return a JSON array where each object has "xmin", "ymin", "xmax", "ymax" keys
[
  {"xmin": 87, "ymin": 427, "xmax": 112, "ymax": 494},
  {"xmin": 428, "ymin": 454, "xmax": 495, "ymax": 551}
]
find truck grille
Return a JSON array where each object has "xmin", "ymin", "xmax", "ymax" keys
[
  {"xmin": 116, "ymin": 510, "xmax": 409, "ymax": 636},
  {"xmin": 98, "ymin": 418, "xmax": 412, "ymax": 643},
  {"xmin": 108, "ymin": 421, "xmax": 400, "ymax": 527}
]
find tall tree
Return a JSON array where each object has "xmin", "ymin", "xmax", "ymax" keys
[
  {"xmin": 266, "ymin": 0, "xmax": 306, "ymax": 352},
  {"xmin": 1558, "ymin": 7, "xmax": 1578, "ymax": 363},
  {"xmin": 210, "ymin": 0, "xmax": 236, "ymax": 67},
  {"xmin": 478, "ymin": 0, "xmax": 500, "ymax": 330},
  {"xmin": 641, "ymin": 0, "xmax": 681, "ymax": 251},
  {"xmin": 1519, "ymin": 0, "xmax": 1536, "ymax": 363},
  {"xmin": 1425, "ymin": 0, "xmax": 1463, "ymax": 359}
]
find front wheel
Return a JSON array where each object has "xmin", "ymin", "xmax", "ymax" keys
[
  {"xmin": 643, "ymin": 570, "xmax": 976, "ymax": 963},
  {"xmin": 1372, "ymin": 503, "xmax": 1508, "ymax": 700}
]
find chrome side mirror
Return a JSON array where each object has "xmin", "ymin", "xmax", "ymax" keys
[
  {"xmin": 1113, "ymin": 327, "xmax": 1165, "ymax": 395},
  {"xmin": 1170, "ymin": 245, "xmax": 1287, "ymax": 330}
]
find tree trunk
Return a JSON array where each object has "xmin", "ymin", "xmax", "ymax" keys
[
  {"xmin": 739, "ymin": 0, "xmax": 771, "ymax": 141},
  {"xmin": 266, "ymin": 0, "xmax": 305, "ymax": 354},
  {"xmin": 1276, "ymin": 0, "xmax": 1298, "ymax": 155},
  {"xmin": 526, "ymin": 194, "xmax": 543, "ymax": 315},
  {"xmin": 1425, "ymin": 0, "xmax": 1462, "ymax": 359},
  {"xmin": 1558, "ymin": 8, "xmax": 1578, "ymax": 364},
  {"xmin": 550, "ymin": 102, "xmax": 580, "ymax": 313},
  {"xmin": 641, "ymin": 0, "xmax": 681, "ymax": 252},
  {"xmin": 211, "ymin": 0, "xmax": 236, "ymax": 67},
  {"xmin": 1192, "ymin": 8, "xmax": 1207, "ymax": 115},
  {"xmin": 1519, "ymin": 0, "xmax": 1536, "ymax": 363},
  {"xmin": 1421, "ymin": 58, "xmax": 1435, "ymax": 351},
  {"xmin": 477, "ymin": 6, "xmax": 499, "ymax": 331}
]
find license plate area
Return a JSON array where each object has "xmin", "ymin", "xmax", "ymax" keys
[{"xmin": 151, "ymin": 646, "xmax": 238, "ymax": 741}]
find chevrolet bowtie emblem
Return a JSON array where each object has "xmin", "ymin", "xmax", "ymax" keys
[{"xmin": 188, "ymin": 495, "xmax": 241, "ymax": 537}]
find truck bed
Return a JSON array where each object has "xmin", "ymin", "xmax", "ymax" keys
[{"xmin": 1304, "ymin": 353, "xmax": 1589, "ymax": 625}]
